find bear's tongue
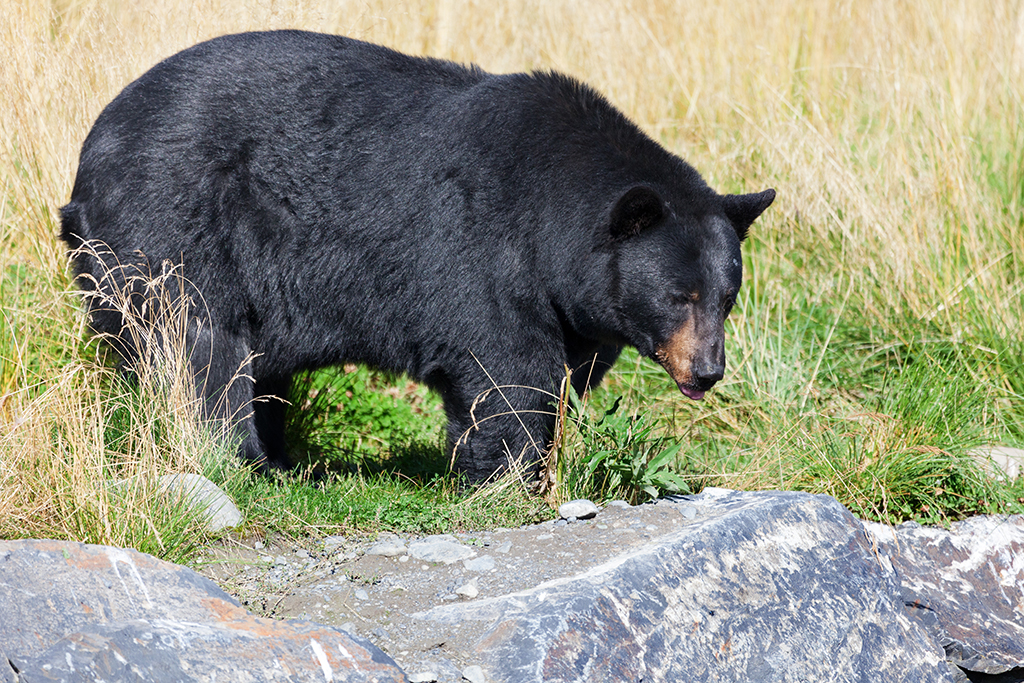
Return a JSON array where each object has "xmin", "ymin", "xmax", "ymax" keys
[{"xmin": 678, "ymin": 384, "xmax": 705, "ymax": 401}]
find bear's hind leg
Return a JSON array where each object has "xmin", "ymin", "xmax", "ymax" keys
[
  {"xmin": 188, "ymin": 324, "xmax": 269, "ymax": 468},
  {"xmin": 252, "ymin": 375, "xmax": 292, "ymax": 469}
]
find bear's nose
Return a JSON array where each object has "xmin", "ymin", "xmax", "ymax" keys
[{"xmin": 693, "ymin": 361, "xmax": 724, "ymax": 391}]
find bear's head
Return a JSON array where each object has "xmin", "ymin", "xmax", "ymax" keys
[{"xmin": 608, "ymin": 185, "xmax": 775, "ymax": 400}]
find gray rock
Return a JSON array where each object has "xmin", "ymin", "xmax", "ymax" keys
[
  {"xmin": 456, "ymin": 580, "xmax": 479, "ymax": 599},
  {"xmin": 864, "ymin": 516, "xmax": 1024, "ymax": 676},
  {"xmin": 157, "ymin": 473, "xmax": 242, "ymax": 532},
  {"xmin": 679, "ymin": 505, "xmax": 698, "ymax": 520},
  {"xmin": 462, "ymin": 664, "xmax": 487, "ymax": 682},
  {"xmin": 367, "ymin": 536, "xmax": 409, "ymax": 557},
  {"xmin": 697, "ymin": 486, "xmax": 734, "ymax": 497},
  {"xmin": 606, "ymin": 500, "xmax": 631, "ymax": 508},
  {"xmin": 409, "ymin": 535, "xmax": 476, "ymax": 564},
  {"xmin": 970, "ymin": 445, "xmax": 1024, "ymax": 481},
  {"xmin": 417, "ymin": 491, "xmax": 953, "ymax": 682},
  {"xmin": 409, "ymin": 673, "xmax": 439, "ymax": 682},
  {"xmin": 14, "ymin": 617, "xmax": 403, "ymax": 682},
  {"xmin": 558, "ymin": 499, "xmax": 599, "ymax": 520},
  {"xmin": 0, "ymin": 654, "xmax": 16, "ymax": 683},
  {"xmin": 0, "ymin": 540, "xmax": 235, "ymax": 656},
  {"xmin": 7, "ymin": 493, "xmax": 1021, "ymax": 683},
  {"xmin": 0, "ymin": 539, "xmax": 406, "ymax": 682},
  {"xmin": 464, "ymin": 555, "xmax": 496, "ymax": 572},
  {"xmin": 324, "ymin": 534, "xmax": 347, "ymax": 553}
]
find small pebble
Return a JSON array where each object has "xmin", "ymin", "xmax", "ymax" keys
[
  {"xmin": 295, "ymin": 549, "xmax": 309, "ymax": 559},
  {"xmin": 554, "ymin": 519, "xmax": 568, "ymax": 527},
  {"xmin": 559, "ymin": 499, "xmax": 599, "ymax": 519},
  {"xmin": 462, "ymin": 665, "xmax": 486, "ymax": 683},
  {"xmin": 607, "ymin": 500, "xmax": 631, "ymax": 508},
  {"xmin": 323, "ymin": 535, "xmax": 346, "ymax": 553},
  {"xmin": 409, "ymin": 535, "xmax": 476, "ymax": 564},
  {"xmin": 367, "ymin": 538, "xmax": 408, "ymax": 557},
  {"xmin": 253, "ymin": 540, "xmax": 264, "ymax": 550},
  {"xmin": 680, "ymin": 505, "xmax": 698, "ymax": 520},
  {"xmin": 409, "ymin": 673, "xmax": 439, "ymax": 683},
  {"xmin": 464, "ymin": 556, "xmax": 495, "ymax": 572},
  {"xmin": 354, "ymin": 588, "xmax": 369, "ymax": 601},
  {"xmin": 494, "ymin": 541, "xmax": 512, "ymax": 554},
  {"xmin": 456, "ymin": 581, "xmax": 479, "ymax": 599},
  {"xmin": 536, "ymin": 533, "xmax": 554, "ymax": 541}
]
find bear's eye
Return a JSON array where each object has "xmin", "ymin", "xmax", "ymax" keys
[{"xmin": 670, "ymin": 292, "xmax": 699, "ymax": 306}]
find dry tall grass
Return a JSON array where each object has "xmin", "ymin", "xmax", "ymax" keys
[
  {"xmin": 2, "ymin": 0, "xmax": 1022, "ymax": 540},
  {"xmin": 7, "ymin": 0, "xmax": 1020, "ymax": 332}
]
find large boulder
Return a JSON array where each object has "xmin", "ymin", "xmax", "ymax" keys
[
  {"xmin": 416, "ymin": 490, "xmax": 956, "ymax": 682},
  {"xmin": 865, "ymin": 516, "xmax": 1024, "ymax": 678},
  {"xmin": 0, "ymin": 539, "xmax": 406, "ymax": 682},
  {"xmin": 3, "ymin": 491, "xmax": 1023, "ymax": 682}
]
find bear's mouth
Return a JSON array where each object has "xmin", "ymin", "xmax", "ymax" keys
[{"xmin": 677, "ymin": 382, "xmax": 706, "ymax": 401}]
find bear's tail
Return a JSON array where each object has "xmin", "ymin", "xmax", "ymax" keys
[
  {"xmin": 59, "ymin": 200, "xmax": 88, "ymax": 252},
  {"xmin": 59, "ymin": 200, "xmax": 106, "ymax": 283}
]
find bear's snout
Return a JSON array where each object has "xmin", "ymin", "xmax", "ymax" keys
[{"xmin": 654, "ymin": 320, "xmax": 725, "ymax": 401}]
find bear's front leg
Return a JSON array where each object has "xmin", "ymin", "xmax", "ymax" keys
[{"xmin": 442, "ymin": 366, "xmax": 562, "ymax": 485}]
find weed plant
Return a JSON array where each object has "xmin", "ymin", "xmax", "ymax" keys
[{"xmin": 2, "ymin": 0, "xmax": 1023, "ymax": 560}]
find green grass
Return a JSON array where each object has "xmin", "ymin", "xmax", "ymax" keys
[
  {"xmin": 285, "ymin": 364, "xmax": 446, "ymax": 469},
  {"xmin": 223, "ymin": 466, "xmax": 546, "ymax": 538},
  {"xmin": 2, "ymin": 0, "xmax": 1023, "ymax": 564}
]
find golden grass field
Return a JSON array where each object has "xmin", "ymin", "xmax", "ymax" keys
[
  {"xmin": 6, "ymin": 0, "xmax": 1021, "ymax": 340},
  {"xmin": 2, "ymin": 0, "xmax": 1023, "ymax": 548}
]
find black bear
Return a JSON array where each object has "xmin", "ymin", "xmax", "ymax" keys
[{"xmin": 61, "ymin": 30, "xmax": 774, "ymax": 483}]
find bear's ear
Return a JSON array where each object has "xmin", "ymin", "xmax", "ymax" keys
[
  {"xmin": 722, "ymin": 188, "xmax": 776, "ymax": 241},
  {"xmin": 609, "ymin": 186, "xmax": 664, "ymax": 239}
]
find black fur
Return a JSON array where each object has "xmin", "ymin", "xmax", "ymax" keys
[{"xmin": 61, "ymin": 31, "xmax": 774, "ymax": 482}]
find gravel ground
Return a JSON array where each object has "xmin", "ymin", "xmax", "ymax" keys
[{"xmin": 196, "ymin": 498, "xmax": 697, "ymax": 681}]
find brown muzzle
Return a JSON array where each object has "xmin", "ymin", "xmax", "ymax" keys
[{"xmin": 654, "ymin": 318, "xmax": 725, "ymax": 401}]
